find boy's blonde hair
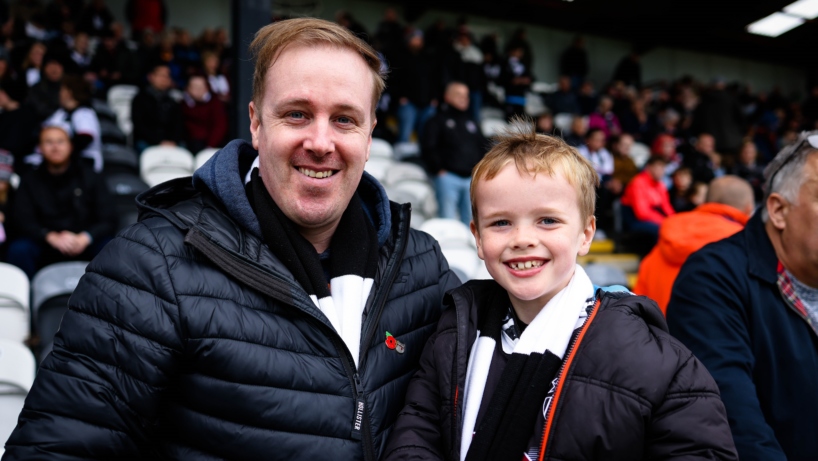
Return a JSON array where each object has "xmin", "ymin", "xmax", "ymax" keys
[
  {"xmin": 249, "ymin": 18, "xmax": 386, "ymax": 116},
  {"xmin": 470, "ymin": 119, "xmax": 599, "ymax": 225}
]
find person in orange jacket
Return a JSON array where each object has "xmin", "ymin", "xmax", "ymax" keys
[{"xmin": 634, "ymin": 175, "xmax": 754, "ymax": 313}]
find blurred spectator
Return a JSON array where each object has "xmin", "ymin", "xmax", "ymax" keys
[
  {"xmin": 134, "ymin": 27, "xmax": 157, "ymax": 77},
  {"xmin": 588, "ymin": 95, "xmax": 621, "ymax": 138},
  {"xmin": 44, "ymin": 0, "xmax": 81, "ymax": 36},
  {"xmin": 202, "ymin": 50, "xmax": 229, "ymax": 103},
  {"xmin": 390, "ymin": 29, "xmax": 440, "ymax": 143},
  {"xmin": 0, "ymin": 150, "xmax": 12, "ymax": 250},
  {"xmin": 686, "ymin": 181, "xmax": 709, "ymax": 210},
  {"xmin": 374, "ymin": 7, "xmax": 403, "ymax": 63},
  {"xmin": 0, "ymin": 87, "xmax": 28, "ymax": 160},
  {"xmin": 667, "ymin": 133, "xmax": 818, "ymax": 460},
  {"xmin": 421, "ymin": 82, "xmax": 486, "ymax": 225},
  {"xmin": 335, "ymin": 10, "xmax": 369, "ymax": 42},
  {"xmin": 693, "ymin": 79, "xmax": 745, "ymax": 154},
  {"xmin": 7, "ymin": 124, "xmax": 116, "ymax": 278},
  {"xmin": 506, "ymin": 27, "xmax": 532, "ymax": 70},
  {"xmin": 577, "ymin": 81, "xmax": 598, "ymax": 116},
  {"xmin": 89, "ymin": 28, "xmax": 137, "ymax": 93},
  {"xmin": 668, "ymin": 167, "xmax": 694, "ymax": 212},
  {"xmin": 651, "ymin": 133, "xmax": 682, "ymax": 185},
  {"xmin": 126, "ymin": 0, "xmax": 166, "ymax": 41},
  {"xmin": 534, "ymin": 112, "xmax": 555, "ymax": 135},
  {"xmin": 547, "ymin": 75, "xmax": 580, "ymax": 115},
  {"xmin": 66, "ymin": 31, "xmax": 91, "ymax": 74},
  {"xmin": 684, "ymin": 133, "xmax": 719, "ymax": 184},
  {"xmin": 563, "ymin": 115, "xmax": 587, "ymax": 147},
  {"xmin": 559, "ymin": 36, "xmax": 588, "ymax": 90},
  {"xmin": 730, "ymin": 140, "xmax": 764, "ymax": 202},
  {"xmin": 0, "ymin": 47, "xmax": 25, "ymax": 104},
  {"xmin": 24, "ymin": 51, "xmax": 64, "ymax": 122},
  {"xmin": 635, "ymin": 176, "xmax": 753, "ymax": 313},
  {"xmin": 21, "ymin": 41, "xmax": 46, "ymax": 87},
  {"xmin": 77, "ymin": 0, "xmax": 114, "ymax": 37},
  {"xmin": 181, "ymin": 74, "xmax": 226, "ymax": 153},
  {"xmin": 172, "ymin": 27, "xmax": 199, "ymax": 86},
  {"xmin": 620, "ymin": 96, "xmax": 654, "ymax": 143},
  {"xmin": 611, "ymin": 51, "xmax": 641, "ymax": 89},
  {"xmin": 577, "ymin": 128, "xmax": 613, "ymax": 179},
  {"xmin": 479, "ymin": 34, "xmax": 502, "ymax": 107},
  {"xmin": 620, "ymin": 155, "xmax": 675, "ymax": 237},
  {"xmin": 43, "ymin": 74, "xmax": 102, "ymax": 172},
  {"xmin": 802, "ymin": 85, "xmax": 818, "ymax": 130},
  {"xmin": 131, "ymin": 63, "xmax": 183, "ymax": 151},
  {"xmin": 610, "ymin": 133, "xmax": 638, "ymax": 190},
  {"xmin": 451, "ymin": 26, "xmax": 483, "ymax": 122},
  {"xmin": 499, "ymin": 43, "xmax": 532, "ymax": 118}
]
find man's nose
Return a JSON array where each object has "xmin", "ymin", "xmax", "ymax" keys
[{"xmin": 303, "ymin": 118, "xmax": 334, "ymax": 157}]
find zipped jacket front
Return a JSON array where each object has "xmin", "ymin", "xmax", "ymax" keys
[
  {"xmin": 383, "ymin": 280, "xmax": 738, "ymax": 461},
  {"xmin": 4, "ymin": 141, "xmax": 460, "ymax": 460}
]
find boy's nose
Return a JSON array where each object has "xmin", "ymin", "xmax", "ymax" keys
[{"xmin": 510, "ymin": 226, "xmax": 537, "ymax": 249}]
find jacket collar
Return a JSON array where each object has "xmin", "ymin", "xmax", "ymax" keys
[{"xmin": 745, "ymin": 210, "xmax": 779, "ymax": 284}]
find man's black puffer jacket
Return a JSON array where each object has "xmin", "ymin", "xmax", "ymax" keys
[
  {"xmin": 384, "ymin": 280, "xmax": 738, "ymax": 460},
  {"xmin": 3, "ymin": 140, "xmax": 460, "ymax": 460}
]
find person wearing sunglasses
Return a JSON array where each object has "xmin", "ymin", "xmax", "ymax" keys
[{"xmin": 666, "ymin": 132, "xmax": 818, "ymax": 461}]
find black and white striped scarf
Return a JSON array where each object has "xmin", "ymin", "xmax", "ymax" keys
[{"xmin": 249, "ymin": 169, "xmax": 379, "ymax": 366}]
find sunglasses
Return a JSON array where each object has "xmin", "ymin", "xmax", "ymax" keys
[{"xmin": 768, "ymin": 133, "xmax": 818, "ymax": 187}]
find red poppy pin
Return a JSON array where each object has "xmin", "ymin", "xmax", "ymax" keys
[{"xmin": 385, "ymin": 331, "xmax": 405, "ymax": 354}]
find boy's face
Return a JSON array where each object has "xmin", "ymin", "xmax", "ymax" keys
[{"xmin": 470, "ymin": 164, "xmax": 595, "ymax": 315}]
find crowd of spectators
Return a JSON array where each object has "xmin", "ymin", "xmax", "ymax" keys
[{"xmin": 0, "ymin": 0, "xmax": 232, "ymax": 276}]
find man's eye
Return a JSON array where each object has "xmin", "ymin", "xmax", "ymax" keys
[
  {"xmin": 337, "ymin": 116, "xmax": 353, "ymax": 124},
  {"xmin": 289, "ymin": 111, "xmax": 305, "ymax": 119}
]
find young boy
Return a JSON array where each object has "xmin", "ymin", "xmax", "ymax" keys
[{"xmin": 383, "ymin": 123, "xmax": 737, "ymax": 461}]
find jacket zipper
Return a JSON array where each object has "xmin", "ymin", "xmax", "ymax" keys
[
  {"xmin": 536, "ymin": 297, "xmax": 602, "ymax": 461},
  {"xmin": 186, "ymin": 208, "xmax": 411, "ymax": 461}
]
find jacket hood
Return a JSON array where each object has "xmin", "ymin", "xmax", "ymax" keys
[
  {"xmin": 657, "ymin": 203, "xmax": 748, "ymax": 266},
  {"xmin": 141, "ymin": 139, "xmax": 393, "ymax": 247}
]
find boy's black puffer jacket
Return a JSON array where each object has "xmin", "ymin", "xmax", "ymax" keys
[{"xmin": 383, "ymin": 280, "xmax": 738, "ymax": 460}]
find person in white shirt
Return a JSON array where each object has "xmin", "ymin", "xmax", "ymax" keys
[{"xmin": 43, "ymin": 75, "xmax": 102, "ymax": 172}]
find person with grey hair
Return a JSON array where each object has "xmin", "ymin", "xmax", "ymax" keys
[{"xmin": 666, "ymin": 132, "xmax": 818, "ymax": 461}]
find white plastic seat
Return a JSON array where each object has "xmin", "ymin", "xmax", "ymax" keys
[
  {"xmin": 369, "ymin": 138, "xmax": 394, "ymax": 159},
  {"xmin": 383, "ymin": 162, "xmax": 428, "ymax": 186},
  {"xmin": 481, "ymin": 118, "xmax": 509, "ymax": 137},
  {"xmin": 107, "ymin": 84, "xmax": 139, "ymax": 137},
  {"xmin": 420, "ymin": 218, "xmax": 475, "ymax": 248},
  {"xmin": 31, "ymin": 262, "xmax": 88, "ymax": 361},
  {"xmin": 393, "ymin": 142, "xmax": 420, "ymax": 160},
  {"xmin": 630, "ymin": 142, "xmax": 651, "ymax": 168},
  {"xmin": 0, "ymin": 339, "xmax": 36, "ymax": 447},
  {"xmin": 391, "ymin": 179, "xmax": 437, "ymax": 219},
  {"xmin": 0, "ymin": 263, "xmax": 30, "ymax": 343},
  {"xmin": 472, "ymin": 260, "xmax": 492, "ymax": 280},
  {"xmin": 583, "ymin": 262, "xmax": 629, "ymax": 288},
  {"xmin": 439, "ymin": 243, "xmax": 481, "ymax": 281},
  {"xmin": 480, "ymin": 107, "xmax": 505, "ymax": 121},
  {"xmin": 554, "ymin": 113, "xmax": 574, "ymax": 135},
  {"xmin": 140, "ymin": 146, "xmax": 195, "ymax": 187},
  {"xmin": 194, "ymin": 147, "xmax": 220, "ymax": 170},
  {"xmin": 364, "ymin": 157, "xmax": 394, "ymax": 182}
]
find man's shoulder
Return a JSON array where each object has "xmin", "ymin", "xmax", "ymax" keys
[{"xmin": 685, "ymin": 227, "xmax": 748, "ymax": 270}]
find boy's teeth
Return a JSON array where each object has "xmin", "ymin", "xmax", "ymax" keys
[
  {"xmin": 299, "ymin": 168, "xmax": 334, "ymax": 178},
  {"xmin": 510, "ymin": 260, "xmax": 543, "ymax": 270}
]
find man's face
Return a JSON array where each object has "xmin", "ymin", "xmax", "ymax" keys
[
  {"xmin": 149, "ymin": 66, "xmax": 172, "ymax": 91},
  {"xmin": 586, "ymin": 131, "xmax": 605, "ymax": 152},
  {"xmin": 697, "ymin": 135, "xmax": 715, "ymax": 155},
  {"xmin": 615, "ymin": 135, "xmax": 633, "ymax": 156},
  {"xmin": 471, "ymin": 164, "xmax": 594, "ymax": 314},
  {"xmin": 445, "ymin": 83, "xmax": 469, "ymax": 112},
  {"xmin": 44, "ymin": 61, "xmax": 64, "ymax": 82},
  {"xmin": 249, "ymin": 44, "xmax": 375, "ymax": 245},
  {"xmin": 777, "ymin": 153, "xmax": 818, "ymax": 285},
  {"xmin": 186, "ymin": 76, "xmax": 208, "ymax": 101},
  {"xmin": 647, "ymin": 162, "xmax": 666, "ymax": 182},
  {"xmin": 40, "ymin": 128, "xmax": 72, "ymax": 167}
]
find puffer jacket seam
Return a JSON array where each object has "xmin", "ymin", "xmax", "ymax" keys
[
  {"xmin": 17, "ymin": 404, "xmax": 132, "ymax": 437},
  {"xmin": 385, "ymin": 282, "xmax": 446, "ymax": 304},
  {"xmin": 663, "ymin": 391, "xmax": 722, "ymax": 399},
  {"xmin": 82, "ymin": 269, "xmax": 176, "ymax": 310},
  {"xmin": 140, "ymin": 222, "xmax": 184, "ymax": 310},
  {"xmin": 368, "ymin": 365, "xmax": 421, "ymax": 397},
  {"xmin": 373, "ymin": 421, "xmax": 395, "ymax": 439},
  {"xmin": 189, "ymin": 370, "xmax": 352, "ymax": 397},
  {"xmin": 567, "ymin": 375, "xmax": 652, "ymax": 408},
  {"xmin": 186, "ymin": 336, "xmax": 334, "ymax": 359},
  {"xmin": 176, "ymin": 293, "xmax": 272, "ymax": 314}
]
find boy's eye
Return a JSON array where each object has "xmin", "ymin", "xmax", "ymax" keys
[
  {"xmin": 491, "ymin": 219, "xmax": 510, "ymax": 227},
  {"xmin": 541, "ymin": 217, "xmax": 559, "ymax": 225}
]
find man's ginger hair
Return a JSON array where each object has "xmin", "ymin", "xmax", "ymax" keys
[
  {"xmin": 249, "ymin": 18, "xmax": 386, "ymax": 117},
  {"xmin": 470, "ymin": 118, "xmax": 600, "ymax": 225}
]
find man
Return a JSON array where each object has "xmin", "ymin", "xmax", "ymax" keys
[
  {"xmin": 390, "ymin": 29, "xmax": 440, "ymax": 143},
  {"xmin": 684, "ymin": 133, "xmax": 719, "ymax": 184},
  {"xmin": 4, "ymin": 18, "xmax": 459, "ymax": 460},
  {"xmin": 634, "ymin": 175, "xmax": 753, "ymax": 313},
  {"xmin": 546, "ymin": 75, "xmax": 580, "ymax": 115},
  {"xmin": 130, "ymin": 63, "xmax": 184, "ymax": 152},
  {"xmin": 667, "ymin": 132, "xmax": 818, "ymax": 461},
  {"xmin": 422, "ymin": 81, "xmax": 487, "ymax": 225},
  {"xmin": 577, "ymin": 128, "xmax": 613, "ymax": 179},
  {"xmin": 24, "ymin": 52, "xmax": 64, "ymax": 123},
  {"xmin": 620, "ymin": 156, "xmax": 675, "ymax": 236}
]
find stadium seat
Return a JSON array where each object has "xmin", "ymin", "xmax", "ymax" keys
[
  {"xmin": 140, "ymin": 145, "xmax": 195, "ymax": 187},
  {"xmin": 439, "ymin": 243, "xmax": 481, "ymax": 281},
  {"xmin": 583, "ymin": 262, "xmax": 630, "ymax": 288},
  {"xmin": 630, "ymin": 142, "xmax": 651, "ymax": 168},
  {"xmin": 194, "ymin": 147, "xmax": 220, "ymax": 170},
  {"xmin": 99, "ymin": 118, "xmax": 127, "ymax": 145},
  {"xmin": 391, "ymin": 179, "xmax": 438, "ymax": 219},
  {"xmin": 525, "ymin": 92, "xmax": 547, "ymax": 116},
  {"xmin": 91, "ymin": 98, "xmax": 118, "ymax": 123},
  {"xmin": 0, "ymin": 339, "xmax": 36, "ymax": 448},
  {"xmin": 472, "ymin": 260, "xmax": 492, "ymax": 280},
  {"xmin": 393, "ymin": 142, "xmax": 420, "ymax": 161},
  {"xmin": 554, "ymin": 113, "xmax": 574, "ymax": 135},
  {"xmin": 480, "ymin": 107, "xmax": 505, "ymax": 121},
  {"xmin": 107, "ymin": 84, "xmax": 139, "ymax": 138},
  {"xmin": 531, "ymin": 81, "xmax": 558, "ymax": 94},
  {"xmin": 383, "ymin": 162, "xmax": 428, "ymax": 186},
  {"xmin": 102, "ymin": 143, "xmax": 139, "ymax": 175},
  {"xmin": 420, "ymin": 218, "xmax": 475, "ymax": 248},
  {"xmin": 364, "ymin": 157, "xmax": 394, "ymax": 182},
  {"xmin": 31, "ymin": 262, "xmax": 88, "ymax": 362},
  {"xmin": 0, "ymin": 263, "xmax": 30, "ymax": 343},
  {"xmin": 105, "ymin": 173, "xmax": 150, "ymax": 231},
  {"xmin": 481, "ymin": 118, "xmax": 509, "ymax": 137},
  {"xmin": 370, "ymin": 138, "xmax": 394, "ymax": 159}
]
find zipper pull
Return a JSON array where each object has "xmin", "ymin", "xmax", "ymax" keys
[{"xmin": 351, "ymin": 373, "xmax": 365, "ymax": 440}]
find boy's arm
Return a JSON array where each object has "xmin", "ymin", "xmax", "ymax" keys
[{"xmin": 382, "ymin": 325, "xmax": 451, "ymax": 461}]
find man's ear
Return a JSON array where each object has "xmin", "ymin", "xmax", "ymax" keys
[
  {"xmin": 366, "ymin": 118, "xmax": 377, "ymax": 162},
  {"xmin": 248, "ymin": 101, "xmax": 260, "ymax": 150},
  {"xmin": 470, "ymin": 220, "xmax": 484, "ymax": 260},
  {"xmin": 766, "ymin": 193, "xmax": 789, "ymax": 231},
  {"xmin": 577, "ymin": 216, "xmax": 596, "ymax": 256}
]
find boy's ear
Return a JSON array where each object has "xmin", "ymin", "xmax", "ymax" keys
[
  {"xmin": 470, "ymin": 220, "xmax": 485, "ymax": 260},
  {"xmin": 577, "ymin": 216, "xmax": 596, "ymax": 256}
]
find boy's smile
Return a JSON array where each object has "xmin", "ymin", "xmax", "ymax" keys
[{"xmin": 470, "ymin": 163, "xmax": 595, "ymax": 323}]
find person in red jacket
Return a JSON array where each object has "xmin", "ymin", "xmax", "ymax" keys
[
  {"xmin": 181, "ymin": 74, "xmax": 227, "ymax": 153},
  {"xmin": 620, "ymin": 155, "xmax": 675, "ymax": 236},
  {"xmin": 634, "ymin": 175, "xmax": 754, "ymax": 313}
]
